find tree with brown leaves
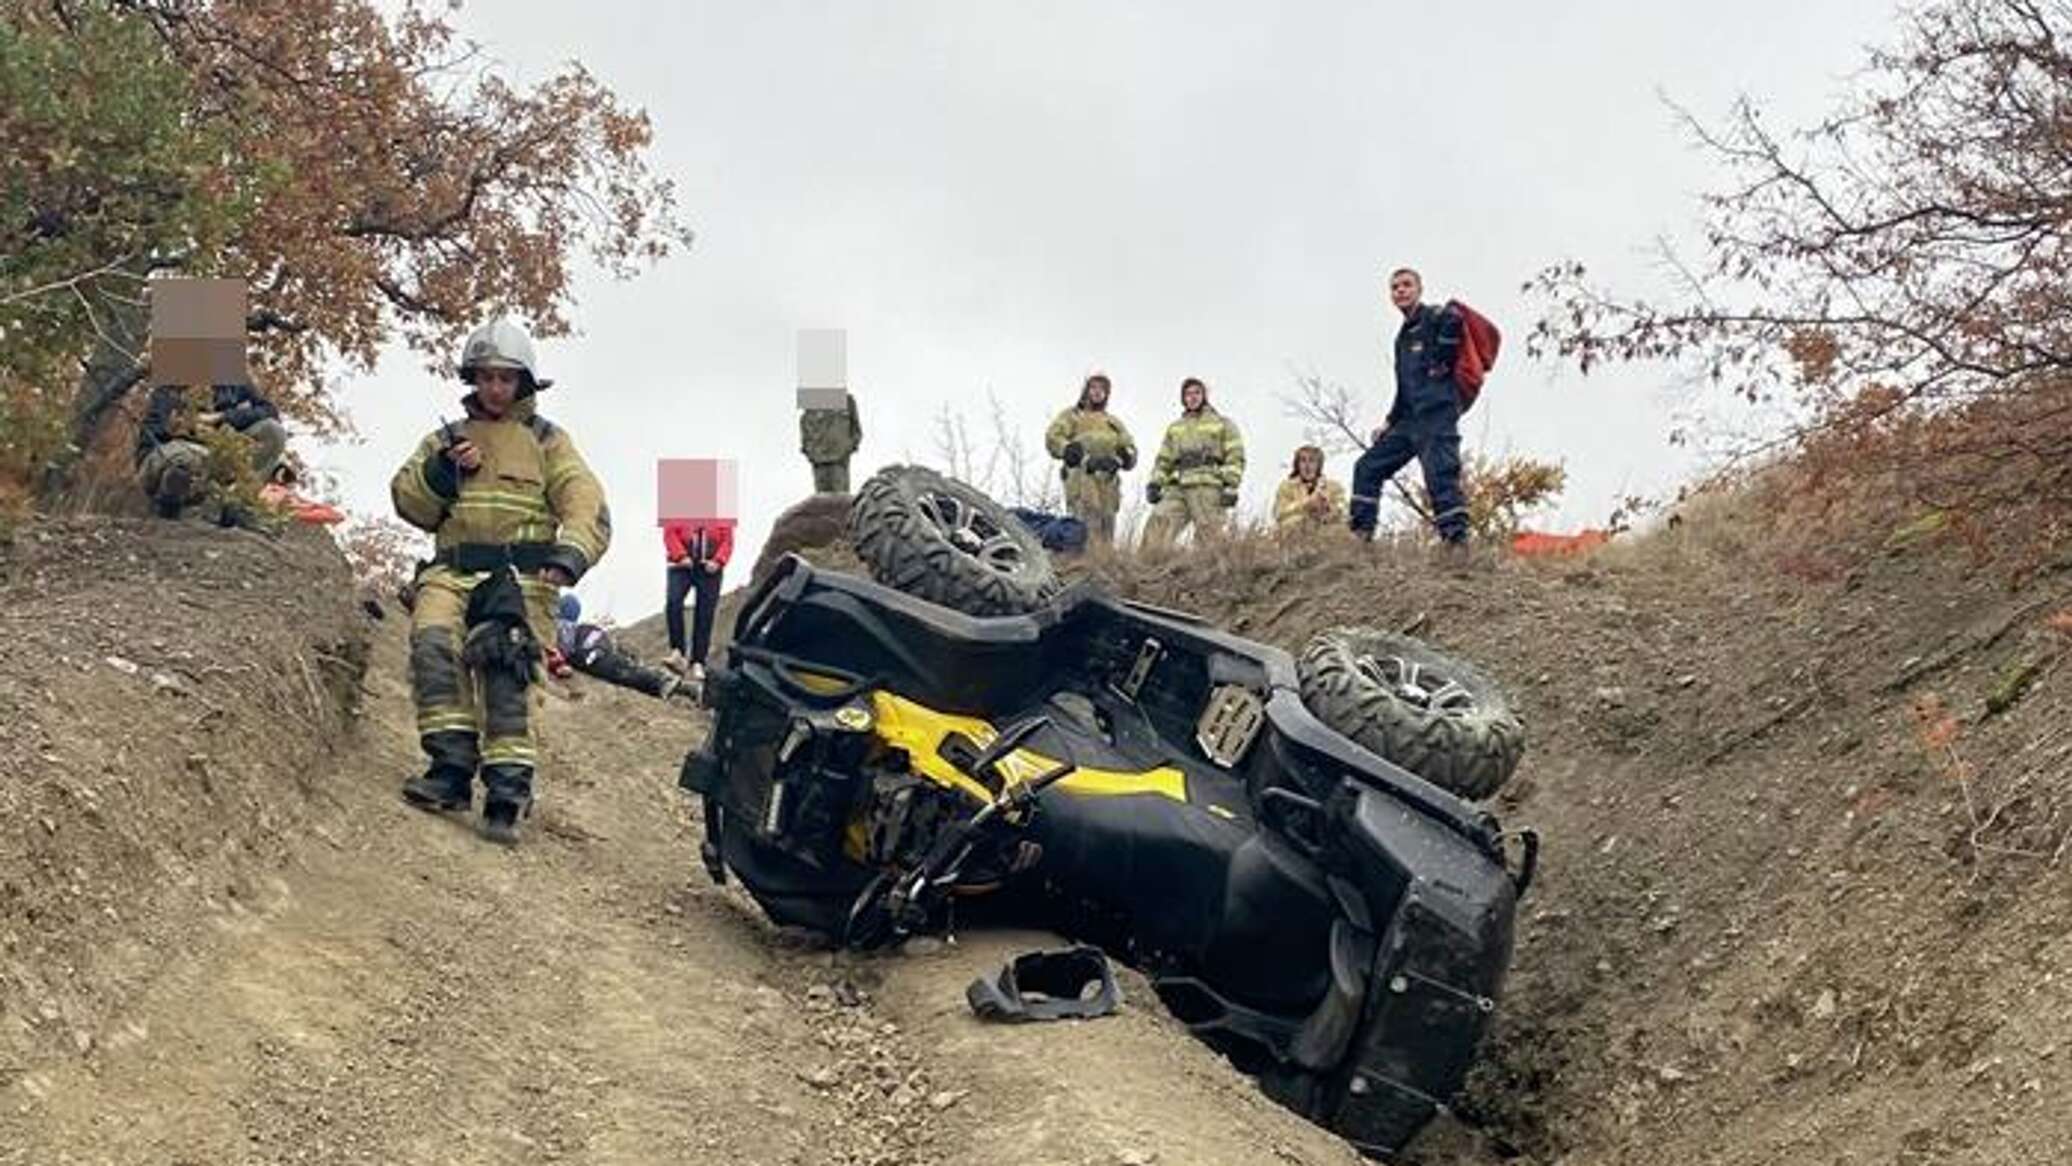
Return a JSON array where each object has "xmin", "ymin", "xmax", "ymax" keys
[
  {"xmin": 1530, "ymin": 0, "xmax": 2072, "ymax": 569},
  {"xmin": 3, "ymin": 0, "xmax": 692, "ymax": 497}
]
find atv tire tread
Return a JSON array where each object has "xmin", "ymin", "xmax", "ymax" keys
[
  {"xmin": 1297, "ymin": 626, "xmax": 1525, "ymax": 800},
  {"xmin": 849, "ymin": 465, "xmax": 1061, "ymax": 616}
]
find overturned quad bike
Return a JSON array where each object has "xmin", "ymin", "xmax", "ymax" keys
[{"xmin": 681, "ymin": 465, "xmax": 1536, "ymax": 1158}]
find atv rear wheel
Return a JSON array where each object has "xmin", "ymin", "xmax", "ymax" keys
[
  {"xmin": 1298, "ymin": 626, "xmax": 1524, "ymax": 800},
  {"xmin": 849, "ymin": 465, "xmax": 1061, "ymax": 616}
]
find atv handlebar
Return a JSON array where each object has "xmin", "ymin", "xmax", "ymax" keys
[
  {"xmin": 845, "ymin": 716, "xmax": 1081, "ymax": 948},
  {"xmin": 732, "ymin": 644, "xmax": 875, "ymax": 705},
  {"xmin": 967, "ymin": 715, "xmax": 1049, "ymax": 782}
]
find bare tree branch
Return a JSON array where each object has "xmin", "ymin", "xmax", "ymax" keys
[
  {"xmin": 1530, "ymin": 0, "xmax": 2072, "ymax": 571},
  {"xmin": 1, "ymin": 254, "xmax": 137, "ymax": 307},
  {"xmin": 1278, "ymin": 370, "xmax": 1432, "ymax": 523}
]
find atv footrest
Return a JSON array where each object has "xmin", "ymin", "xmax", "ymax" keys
[{"xmin": 1151, "ymin": 975, "xmax": 1302, "ymax": 1061}]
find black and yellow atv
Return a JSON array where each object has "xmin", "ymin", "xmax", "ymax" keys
[{"xmin": 681, "ymin": 466, "xmax": 1535, "ymax": 1158}]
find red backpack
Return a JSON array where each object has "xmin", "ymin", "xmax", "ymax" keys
[{"xmin": 1447, "ymin": 300, "xmax": 1502, "ymax": 413}]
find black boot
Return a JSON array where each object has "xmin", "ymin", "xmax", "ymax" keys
[
  {"xmin": 479, "ymin": 764, "xmax": 534, "ymax": 846},
  {"xmin": 402, "ymin": 766, "xmax": 472, "ymax": 811},
  {"xmin": 153, "ymin": 464, "xmax": 192, "ymax": 519},
  {"xmin": 402, "ymin": 730, "xmax": 478, "ymax": 812}
]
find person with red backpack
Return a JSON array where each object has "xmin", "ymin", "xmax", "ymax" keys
[
  {"xmin": 1347, "ymin": 267, "xmax": 1499, "ymax": 549},
  {"xmin": 661, "ymin": 516, "xmax": 734, "ymax": 682}
]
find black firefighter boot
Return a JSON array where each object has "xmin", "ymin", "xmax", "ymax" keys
[
  {"xmin": 479, "ymin": 764, "xmax": 535, "ymax": 846},
  {"xmin": 401, "ymin": 730, "xmax": 478, "ymax": 812},
  {"xmin": 153, "ymin": 463, "xmax": 193, "ymax": 519}
]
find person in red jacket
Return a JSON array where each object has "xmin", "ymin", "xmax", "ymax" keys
[{"xmin": 661, "ymin": 517, "xmax": 734, "ymax": 681}]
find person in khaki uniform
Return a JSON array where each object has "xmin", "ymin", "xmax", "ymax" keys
[
  {"xmin": 1273, "ymin": 444, "xmax": 1348, "ymax": 533},
  {"xmin": 1043, "ymin": 372, "xmax": 1137, "ymax": 546},
  {"xmin": 1141, "ymin": 377, "xmax": 1245, "ymax": 549},
  {"xmin": 391, "ymin": 318, "xmax": 611, "ymax": 845},
  {"xmin": 800, "ymin": 392, "xmax": 863, "ymax": 493},
  {"xmin": 134, "ymin": 380, "xmax": 289, "ymax": 519}
]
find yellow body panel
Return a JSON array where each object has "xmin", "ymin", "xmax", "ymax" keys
[
  {"xmin": 867, "ymin": 692, "xmax": 1188, "ymax": 806},
  {"xmin": 791, "ymin": 669, "xmax": 854, "ymax": 697}
]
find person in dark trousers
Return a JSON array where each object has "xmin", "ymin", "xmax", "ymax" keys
[
  {"xmin": 134, "ymin": 380, "xmax": 289, "ymax": 518},
  {"xmin": 1348, "ymin": 267, "xmax": 1470, "ymax": 547},
  {"xmin": 661, "ymin": 515, "xmax": 734, "ymax": 682},
  {"xmin": 548, "ymin": 594, "xmax": 691, "ymax": 702}
]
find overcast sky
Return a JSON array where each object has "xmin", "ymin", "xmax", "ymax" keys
[{"xmin": 316, "ymin": 0, "xmax": 1899, "ymax": 620}]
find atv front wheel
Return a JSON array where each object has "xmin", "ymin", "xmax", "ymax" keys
[
  {"xmin": 849, "ymin": 465, "xmax": 1061, "ymax": 616},
  {"xmin": 1298, "ymin": 626, "xmax": 1525, "ymax": 800}
]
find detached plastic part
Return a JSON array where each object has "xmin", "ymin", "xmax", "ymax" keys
[{"xmin": 966, "ymin": 946, "xmax": 1122, "ymax": 1023}]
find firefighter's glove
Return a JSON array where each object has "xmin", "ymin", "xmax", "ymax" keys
[
  {"xmin": 1145, "ymin": 482, "xmax": 1163, "ymax": 505},
  {"xmin": 1061, "ymin": 441, "xmax": 1084, "ymax": 468}
]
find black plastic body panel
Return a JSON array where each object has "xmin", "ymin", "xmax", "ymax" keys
[{"xmin": 692, "ymin": 555, "xmax": 1523, "ymax": 1156}]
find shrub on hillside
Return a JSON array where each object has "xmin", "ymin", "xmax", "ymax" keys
[
  {"xmin": 1533, "ymin": 0, "xmax": 2072, "ymax": 574},
  {"xmin": 2, "ymin": 1, "xmax": 690, "ymax": 503},
  {"xmin": 1282, "ymin": 372, "xmax": 1567, "ymax": 542},
  {"xmin": 335, "ymin": 516, "xmax": 425, "ymax": 596},
  {"xmin": 1739, "ymin": 376, "xmax": 2072, "ymax": 578}
]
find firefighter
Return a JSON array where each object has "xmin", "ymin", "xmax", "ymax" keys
[
  {"xmin": 800, "ymin": 391, "xmax": 863, "ymax": 493},
  {"xmin": 1273, "ymin": 444, "xmax": 1348, "ymax": 532},
  {"xmin": 1141, "ymin": 377, "xmax": 1244, "ymax": 549},
  {"xmin": 1043, "ymin": 372, "xmax": 1137, "ymax": 546},
  {"xmin": 390, "ymin": 318, "xmax": 611, "ymax": 845}
]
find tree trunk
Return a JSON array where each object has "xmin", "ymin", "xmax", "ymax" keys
[{"xmin": 41, "ymin": 295, "xmax": 149, "ymax": 501}]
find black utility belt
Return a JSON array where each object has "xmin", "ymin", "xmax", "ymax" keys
[{"xmin": 432, "ymin": 542, "xmax": 558, "ymax": 573}]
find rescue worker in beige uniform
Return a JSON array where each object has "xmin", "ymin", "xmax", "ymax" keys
[
  {"xmin": 1043, "ymin": 372, "xmax": 1137, "ymax": 547},
  {"xmin": 1141, "ymin": 377, "xmax": 1245, "ymax": 549},
  {"xmin": 391, "ymin": 318, "xmax": 611, "ymax": 845},
  {"xmin": 1273, "ymin": 444, "xmax": 1348, "ymax": 532}
]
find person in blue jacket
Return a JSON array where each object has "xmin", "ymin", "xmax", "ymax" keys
[{"xmin": 1347, "ymin": 268, "xmax": 1469, "ymax": 547}]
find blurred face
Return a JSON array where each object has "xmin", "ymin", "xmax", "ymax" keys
[
  {"xmin": 1389, "ymin": 270, "xmax": 1422, "ymax": 313},
  {"xmin": 1297, "ymin": 449, "xmax": 1322, "ymax": 481},
  {"xmin": 1085, "ymin": 378, "xmax": 1110, "ymax": 407},
  {"xmin": 1181, "ymin": 381, "xmax": 1206, "ymax": 412},
  {"xmin": 473, "ymin": 366, "xmax": 522, "ymax": 415}
]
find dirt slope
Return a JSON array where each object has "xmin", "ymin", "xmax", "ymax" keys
[
  {"xmin": 0, "ymin": 518, "xmax": 1355, "ymax": 1166},
  {"xmin": 0, "ymin": 520, "xmax": 365, "ymax": 1080},
  {"xmin": 652, "ymin": 492, "xmax": 2072, "ymax": 1163},
  {"xmin": 10, "ymin": 493, "xmax": 2070, "ymax": 1165},
  {"xmin": 1079, "ymin": 518, "xmax": 2072, "ymax": 1166}
]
